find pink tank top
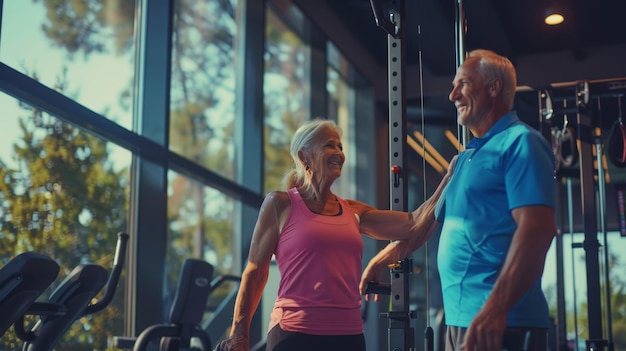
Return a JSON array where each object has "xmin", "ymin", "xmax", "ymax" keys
[{"xmin": 269, "ymin": 188, "xmax": 364, "ymax": 335}]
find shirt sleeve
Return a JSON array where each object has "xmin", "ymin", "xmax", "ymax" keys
[{"xmin": 505, "ymin": 130, "xmax": 556, "ymax": 210}]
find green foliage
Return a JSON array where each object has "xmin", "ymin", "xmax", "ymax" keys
[
  {"xmin": 612, "ymin": 284, "xmax": 626, "ymax": 348},
  {"xmin": 35, "ymin": 0, "xmax": 135, "ymax": 56},
  {"xmin": 165, "ymin": 0, "xmax": 241, "ymax": 306},
  {"xmin": 575, "ymin": 252, "xmax": 626, "ymax": 350},
  {"xmin": 263, "ymin": 11, "xmax": 310, "ymax": 192},
  {"xmin": 0, "ymin": 108, "xmax": 129, "ymax": 349},
  {"xmin": 1, "ymin": 1, "xmax": 337, "ymax": 350},
  {"xmin": 545, "ymin": 250, "xmax": 626, "ymax": 350}
]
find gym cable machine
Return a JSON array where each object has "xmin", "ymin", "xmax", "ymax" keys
[
  {"xmin": 540, "ymin": 81, "xmax": 626, "ymax": 351},
  {"xmin": 368, "ymin": 0, "xmax": 417, "ymax": 350},
  {"xmin": 370, "ymin": 0, "xmax": 623, "ymax": 350},
  {"xmin": 367, "ymin": 0, "xmax": 470, "ymax": 350},
  {"xmin": 367, "ymin": 0, "xmax": 467, "ymax": 349}
]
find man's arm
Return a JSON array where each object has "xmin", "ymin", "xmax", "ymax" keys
[
  {"xmin": 462, "ymin": 205, "xmax": 557, "ymax": 351},
  {"xmin": 359, "ymin": 156, "xmax": 456, "ymax": 297}
]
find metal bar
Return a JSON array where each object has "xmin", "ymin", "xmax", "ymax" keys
[
  {"xmin": 370, "ymin": 0, "xmax": 413, "ymax": 350},
  {"xmin": 576, "ymin": 81, "xmax": 606, "ymax": 350},
  {"xmin": 595, "ymin": 128, "xmax": 614, "ymax": 351},
  {"xmin": 385, "ymin": 0, "xmax": 412, "ymax": 349},
  {"xmin": 455, "ymin": 0, "xmax": 469, "ymax": 147},
  {"xmin": 0, "ymin": 63, "xmax": 263, "ymax": 209}
]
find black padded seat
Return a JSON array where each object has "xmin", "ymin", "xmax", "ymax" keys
[
  {"xmin": 114, "ymin": 258, "xmax": 215, "ymax": 351},
  {"xmin": 0, "ymin": 252, "xmax": 59, "ymax": 337},
  {"xmin": 168, "ymin": 258, "xmax": 215, "ymax": 327},
  {"xmin": 18, "ymin": 232, "xmax": 129, "ymax": 351},
  {"xmin": 22, "ymin": 263, "xmax": 109, "ymax": 351}
]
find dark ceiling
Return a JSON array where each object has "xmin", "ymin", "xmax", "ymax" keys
[
  {"xmin": 331, "ymin": 0, "xmax": 626, "ymax": 72},
  {"xmin": 321, "ymin": 0, "xmax": 626, "ymax": 128},
  {"xmin": 295, "ymin": 0, "xmax": 626, "ymax": 204}
]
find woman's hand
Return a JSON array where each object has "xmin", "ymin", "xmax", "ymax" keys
[
  {"xmin": 359, "ymin": 256, "xmax": 390, "ymax": 302},
  {"xmin": 213, "ymin": 335, "xmax": 249, "ymax": 351}
]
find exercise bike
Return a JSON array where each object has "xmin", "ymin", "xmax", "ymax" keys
[
  {"xmin": 113, "ymin": 258, "xmax": 241, "ymax": 351},
  {"xmin": 12, "ymin": 232, "xmax": 129, "ymax": 351}
]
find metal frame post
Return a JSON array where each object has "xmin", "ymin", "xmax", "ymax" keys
[
  {"xmin": 575, "ymin": 81, "xmax": 607, "ymax": 351},
  {"xmin": 370, "ymin": 0, "xmax": 414, "ymax": 350}
]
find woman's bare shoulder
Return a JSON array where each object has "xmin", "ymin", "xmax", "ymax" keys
[
  {"xmin": 345, "ymin": 198, "xmax": 376, "ymax": 216},
  {"xmin": 263, "ymin": 190, "xmax": 291, "ymax": 211}
]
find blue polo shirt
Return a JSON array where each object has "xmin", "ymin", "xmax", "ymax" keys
[{"xmin": 435, "ymin": 111, "xmax": 556, "ymax": 328}]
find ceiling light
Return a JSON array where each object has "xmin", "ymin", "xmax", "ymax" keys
[{"xmin": 544, "ymin": 7, "xmax": 565, "ymax": 25}]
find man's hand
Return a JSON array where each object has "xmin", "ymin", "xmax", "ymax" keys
[{"xmin": 461, "ymin": 305, "xmax": 507, "ymax": 351}]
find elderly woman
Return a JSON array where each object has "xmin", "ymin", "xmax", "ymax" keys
[{"xmin": 217, "ymin": 118, "xmax": 453, "ymax": 351}]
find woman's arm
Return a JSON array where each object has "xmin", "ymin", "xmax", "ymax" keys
[
  {"xmin": 223, "ymin": 191, "xmax": 287, "ymax": 351},
  {"xmin": 351, "ymin": 155, "xmax": 456, "ymax": 242},
  {"xmin": 357, "ymin": 156, "xmax": 457, "ymax": 296}
]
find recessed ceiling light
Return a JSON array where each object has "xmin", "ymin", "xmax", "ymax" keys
[{"xmin": 545, "ymin": 8, "xmax": 565, "ymax": 25}]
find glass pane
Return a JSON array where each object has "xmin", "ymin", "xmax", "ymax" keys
[
  {"xmin": 327, "ymin": 45, "xmax": 355, "ymax": 199},
  {"xmin": 263, "ymin": 7, "xmax": 311, "ymax": 193},
  {"xmin": 327, "ymin": 41, "xmax": 377, "ymax": 202},
  {"xmin": 0, "ymin": 0, "xmax": 137, "ymax": 131},
  {"xmin": 543, "ymin": 231, "xmax": 626, "ymax": 349},
  {"xmin": 0, "ymin": 93, "xmax": 131, "ymax": 349},
  {"xmin": 166, "ymin": 171, "xmax": 240, "ymax": 332},
  {"xmin": 169, "ymin": 0, "xmax": 239, "ymax": 181}
]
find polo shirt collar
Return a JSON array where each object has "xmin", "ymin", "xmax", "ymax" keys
[{"xmin": 466, "ymin": 111, "xmax": 519, "ymax": 149}]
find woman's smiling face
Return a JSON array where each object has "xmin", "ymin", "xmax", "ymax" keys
[{"xmin": 311, "ymin": 126, "xmax": 345, "ymax": 181}]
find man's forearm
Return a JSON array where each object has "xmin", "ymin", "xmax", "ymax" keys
[
  {"xmin": 371, "ymin": 240, "xmax": 410, "ymax": 267},
  {"xmin": 483, "ymin": 214, "xmax": 555, "ymax": 316}
]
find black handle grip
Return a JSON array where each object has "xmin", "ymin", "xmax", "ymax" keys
[
  {"xmin": 364, "ymin": 282, "xmax": 391, "ymax": 295},
  {"xmin": 83, "ymin": 232, "xmax": 129, "ymax": 314}
]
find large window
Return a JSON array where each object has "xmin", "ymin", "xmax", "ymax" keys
[
  {"xmin": 167, "ymin": 172, "xmax": 235, "ymax": 271},
  {"xmin": 0, "ymin": 0, "xmax": 383, "ymax": 349},
  {"xmin": 327, "ymin": 42, "xmax": 356, "ymax": 199},
  {"xmin": 543, "ymin": 231, "xmax": 626, "ymax": 349},
  {"xmin": 0, "ymin": 93, "xmax": 131, "ymax": 350},
  {"xmin": 166, "ymin": 1, "xmax": 244, "ymax": 335},
  {"xmin": 542, "ymin": 177, "xmax": 626, "ymax": 349},
  {"xmin": 0, "ymin": 1, "xmax": 136, "ymax": 349},
  {"xmin": 169, "ymin": 0, "xmax": 239, "ymax": 182},
  {"xmin": 0, "ymin": 0, "xmax": 136, "ymax": 131},
  {"xmin": 263, "ymin": 5, "xmax": 311, "ymax": 193},
  {"xmin": 166, "ymin": 170, "xmax": 243, "ymax": 339}
]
